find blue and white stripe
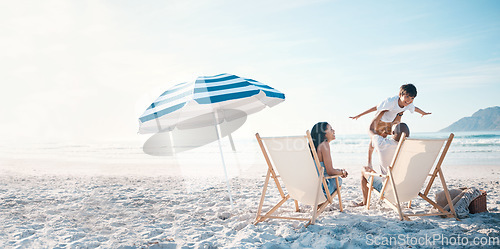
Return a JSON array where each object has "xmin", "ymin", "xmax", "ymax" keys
[{"xmin": 138, "ymin": 73, "xmax": 285, "ymax": 133}]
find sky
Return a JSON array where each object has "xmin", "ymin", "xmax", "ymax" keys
[{"xmin": 1, "ymin": 0, "xmax": 499, "ymax": 144}]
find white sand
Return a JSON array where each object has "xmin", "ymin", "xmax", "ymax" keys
[{"xmin": 1, "ymin": 159, "xmax": 499, "ymax": 248}]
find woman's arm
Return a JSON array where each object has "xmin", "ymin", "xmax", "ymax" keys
[{"xmin": 318, "ymin": 143, "xmax": 347, "ymax": 177}]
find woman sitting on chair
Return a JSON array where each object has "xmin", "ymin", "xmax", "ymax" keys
[{"xmin": 311, "ymin": 122, "xmax": 349, "ymax": 197}]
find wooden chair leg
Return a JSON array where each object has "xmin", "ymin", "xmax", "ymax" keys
[
  {"xmin": 334, "ymin": 178, "xmax": 343, "ymax": 212},
  {"xmin": 254, "ymin": 170, "xmax": 271, "ymax": 224}
]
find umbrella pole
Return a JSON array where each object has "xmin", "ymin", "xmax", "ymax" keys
[
  {"xmin": 214, "ymin": 123, "xmax": 234, "ymax": 210},
  {"xmin": 228, "ymin": 134, "xmax": 236, "ymax": 151}
]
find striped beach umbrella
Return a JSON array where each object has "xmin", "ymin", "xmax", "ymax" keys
[
  {"xmin": 138, "ymin": 73, "xmax": 285, "ymax": 134},
  {"xmin": 138, "ymin": 73, "xmax": 285, "ymax": 209}
]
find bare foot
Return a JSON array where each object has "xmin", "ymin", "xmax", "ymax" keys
[
  {"xmin": 351, "ymin": 201, "xmax": 366, "ymax": 207},
  {"xmin": 317, "ymin": 201, "xmax": 330, "ymax": 210}
]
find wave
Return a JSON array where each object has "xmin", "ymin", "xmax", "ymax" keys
[
  {"xmin": 449, "ymin": 149, "xmax": 500, "ymax": 153},
  {"xmin": 454, "ymin": 134, "xmax": 500, "ymax": 139},
  {"xmin": 454, "ymin": 144, "xmax": 500, "ymax": 148}
]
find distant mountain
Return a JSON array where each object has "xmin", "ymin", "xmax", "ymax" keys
[{"xmin": 440, "ymin": 106, "xmax": 500, "ymax": 132}]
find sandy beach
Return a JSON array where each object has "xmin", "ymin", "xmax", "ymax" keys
[
  {"xmin": 1, "ymin": 156, "xmax": 499, "ymax": 248},
  {"xmin": 3, "ymin": 0, "xmax": 500, "ymax": 247}
]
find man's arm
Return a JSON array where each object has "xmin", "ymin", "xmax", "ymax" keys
[
  {"xmin": 392, "ymin": 111, "xmax": 403, "ymax": 124},
  {"xmin": 367, "ymin": 141, "xmax": 374, "ymax": 169},
  {"xmin": 370, "ymin": 110, "xmax": 387, "ymax": 137},
  {"xmin": 415, "ymin": 107, "xmax": 431, "ymax": 117},
  {"xmin": 350, "ymin": 106, "xmax": 377, "ymax": 120},
  {"xmin": 367, "ymin": 111, "xmax": 386, "ymax": 168}
]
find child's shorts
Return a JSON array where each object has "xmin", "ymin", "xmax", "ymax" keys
[{"xmin": 374, "ymin": 121, "xmax": 392, "ymax": 135}]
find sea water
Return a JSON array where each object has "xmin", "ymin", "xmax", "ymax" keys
[
  {"xmin": 333, "ymin": 131, "xmax": 500, "ymax": 166},
  {"xmin": 0, "ymin": 131, "xmax": 499, "ymax": 177}
]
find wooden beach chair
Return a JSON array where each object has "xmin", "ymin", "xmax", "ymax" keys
[
  {"xmin": 364, "ymin": 133, "xmax": 459, "ymax": 221},
  {"xmin": 254, "ymin": 131, "xmax": 343, "ymax": 227}
]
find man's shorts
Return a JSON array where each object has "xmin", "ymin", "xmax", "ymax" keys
[{"xmin": 368, "ymin": 176, "xmax": 384, "ymax": 192}]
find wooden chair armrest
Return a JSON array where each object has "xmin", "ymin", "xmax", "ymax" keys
[
  {"xmin": 363, "ymin": 172, "xmax": 386, "ymax": 178},
  {"xmin": 325, "ymin": 175, "xmax": 341, "ymax": 180}
]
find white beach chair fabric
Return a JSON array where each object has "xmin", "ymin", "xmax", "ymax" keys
[
  {"xmin": 365, "ymin": 133, "xmax": 458, "ymax": 221},
  {"xmin": 262, "ymin": 136, "xmax": 326, "ymax": 206},
  {"xmin": 253, "ymin": 131, "xmax": 342, "ymax": 227},
  {"xmin": 383, "ymin": 139, "xmax": 445, "ymax": 203}
]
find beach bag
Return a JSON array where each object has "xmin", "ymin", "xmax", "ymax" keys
[{"xmin": 434, "ymin": 187, "xmax": 485, "ymax": 218}]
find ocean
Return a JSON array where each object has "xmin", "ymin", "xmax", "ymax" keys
[
  {"xmin": 0, "ymin": 131, "xmax": 499, "ymax": 177},
  {"xmin": 333, "ymin": 131, "xmax": 500, "ymax": 166}
]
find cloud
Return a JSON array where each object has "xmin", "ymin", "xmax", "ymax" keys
[
  {"xmin": 422, "ymin": 63, "xmax": 500, "ymax": 89},
  {"xmin": 367, "ymin": 40, "xmax": 462, "ymax": 57},
  {"xmin": 1, "ymin": 1, "xmax": 499, "ymax": 142}
]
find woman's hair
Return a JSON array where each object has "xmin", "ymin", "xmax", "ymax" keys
[{"xmin": 311, "ymin": 122, "xmax": 329, "ymax": 151}]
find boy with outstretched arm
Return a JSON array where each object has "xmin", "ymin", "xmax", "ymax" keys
[{"xmin": 350, "ymin": 83, "xmax": 431, "ymax": 168}]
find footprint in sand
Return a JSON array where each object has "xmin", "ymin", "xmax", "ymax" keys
[
  {"xmin": 64, "ymin": 233, "xmax": 86, "ymax": 242},
  {"xmin": 110, "ymin": 221, "xmax": 126, "ymax": 227},
  {"xmin": 141, "ymin": 229, "xmax": 164, "ymax": 239},
  {"xmin": 13, "ymin": 230, "xmax": 35, "ymax": 240},
  {"xmin": 96, "ymin": 236, "xmax": 109, "ymax": 242}
]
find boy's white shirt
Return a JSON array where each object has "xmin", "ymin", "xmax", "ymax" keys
[
  {"xmin": 376, "ymin": 95, "xmax": 415, "ymax": 122},
  {"xmin": 372, "ymin": 135, "xmax": 398, "ymax": 175}
]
